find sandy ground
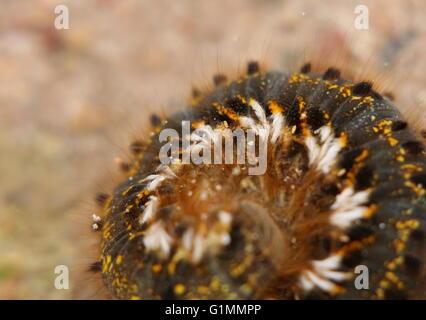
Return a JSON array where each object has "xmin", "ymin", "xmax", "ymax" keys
[{"xmin": 0, "ymin": 0, "xmax": 425, "ymax": 299}]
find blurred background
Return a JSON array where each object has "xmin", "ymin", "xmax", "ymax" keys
[{"xmin": 0, "ymin": 0, "xmax": 425, "ymax": 299}]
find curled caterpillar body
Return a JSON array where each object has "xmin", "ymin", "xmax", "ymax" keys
[{"xmin": 94, "ymin": 63, "xmax": 426, "ymax": 300}]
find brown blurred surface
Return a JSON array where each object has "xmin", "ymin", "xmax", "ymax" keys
[{"xmin": 0, "ymin": 0, "xmax": 425, "ymax": 299}]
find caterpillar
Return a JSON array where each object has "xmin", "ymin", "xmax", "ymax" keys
[{"xmin": 86, "ymin": 61, "xmax": 426, "ymax": 300}]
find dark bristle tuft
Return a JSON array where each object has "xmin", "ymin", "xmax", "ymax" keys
[
  {"xmin": 156, "ymin": 205, "xmax": 174, "ymax": 220},
  {"xmin": 384, "ymin": 91, "xmax": 395, "ymax": 101},
  {"xmin": 347, "ymin": 224, "xmax": 375, "ymax": 241},
  {"xmin": 286, "ymin": 100, "xmax": 302, "ymax": 129},
  {"xmin": 95, "ymin": 193, "xmax": 109, "ymax": 206},
  {"xmin": 174, "ymin": 221, "xmax": 189, "ymax": 237},
  {"xmin": 372, "ymin": 91, "xmax": 383, "ymax": 100},
  {"xmin": 404, "ymin": 255, "xmax": 422, "ymax": 277},
  {"xmin": 287, "ymin": 140, "xmax": 305, "ymax": 158},
  {"xmin": 130, "ymin": 140, "xmax": 145, "ymax": 154},
  {"xmin": 340, "ymin": 148, "xmax": 363, "ymax": 171},
  {"xmin": 307, "ymin": 108, "xmax": 325, "ymax": 130},
  {"xmin": 411, "ymin": 173, "xmax": 426, "ymax": 187},
  {"xmin": 120, "ymin": 162, "xmax": 131, "ymax": 172},
  {"xmin": 213, "ymin": 74, "xmax": 227, "ymax": 86},
  {"xmin": 150, "ymin": 114, "xmax": 162, "ymax": 127},
  {"xmin": 342, "ymin": 250, "xmax": 363, "ymax": 268},
  {"xmin": 300, "ymin": 63, "xmax": 311, "ymax": 74},
  {"xmin": 247, "ymin": 61, "xmax": 260, "ymax": 75},
  {"xmin": 410, "ymin": 229, "xmax": 425, "ymax": 242},
  {"xmin": 391, "ymin": 121, "xmax": 408, "ymax": 131},
  {"xmin": 321, "ymin": 183, "xmax": 340, "ymax": 196},
  {"xmin": 352, "ymin": 81, "xmax": 373, "ymax": 96},
  {"xmin": 309, "ymin": 235, "xmax": 331, "ymax": 260},
  {"xmin": 402, "ymin": 141, "xmax": 424, "ymax": 155},
  {"xmin": 421, "ymin": 130, "xmax": 426, "ymax": 139},
  {"xmin": 192, "ymin": 87, "xmax": 201, "ymax": 98},
  {"xmin": 355, "ymin": 165, "xmax": 374, "ymax": 190},
  {"xmin": 88, "ymin": 261, "xmax": 102, "ymax": 273},
  {"xmin": 225, "ymin": 97, "xmax": 248, "ymax": 114},
  {"xmin": 322, "ymin": 67, "xmax": 341, "ymax": 80}
]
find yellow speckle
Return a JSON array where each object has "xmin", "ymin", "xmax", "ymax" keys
[
  {"xmin": 240, "ymin": 284, "xmax": 253, "ymax": 295},
  {"xmin": 231, "ymin": 264, "xmax": 246, "ymax": 277},
  {"xmin": 197, "ymin": 286, "xmax": 210, "ymax": 295},
  {"xmin": 355, "ymin": 149, "xmax": 369, "ymax": 162},
  {"xmin": 364, "ymin": 204, "xmax": 378, "ymax": 218},
  {"xmin": 400, "ymin": 164, "xmax": 422, "ymax": 179},
  {"xmin": 385, "ymin": 271, "xmax": 398, "ymax": 282},
  {"xmin": 405, "ymin": 180, "xmax": 426, "ymax": 196},
  {"xmin": 152, "ymin": 264, "xmax": 162, "ymax": 273},
  {"xmin": 385, "ymin": 271, "xmax": 404, "ymax": 289},
  {"xmin": 116, "ymin": 255, "xmax": 123, "ymax": 264},
  {"xmin": 362, "ymin": 96, "xmax": 374, "ymax": 104},
  {"xmin": 167, "ymin": 262, "xmax": 176, "ymax": 275},
  {"xmin": 124, "ymin": 204, "xmax": 134, "ymax": 213},
  {"xmin": 380, "ymin": 279, "xmax": 391, "ymax": 289},
  {"xmin": 130, "ymin": 284, "xmax": 138, "ymax": 293},
  {"xmin": 330, "ymin": 284, "xmax": 346, "ymax": 295},
  {"xmin": 211, "ymin": 277, "xmax": 221, "ymax": 291},
  {"xmin": 122, "ymin": 186, "xmax": 133, "ymax": 196},
  {"xmin": 387, "ymin": 137, "xmax": 399, "ymax": 147},
  {"xmin": 174, "ymin": 283, "xmax": 186, "ymax": 295},
  {"xmin": 376, "ymin": 288, "xmax": 385, "ymax": 299},
  {"xmin": 396, "ymin": 219, "xmax": 420, "ymax": 230},
  {"xmin": 192, "ymin": 120, "xmax": 205, "ymax": 129},
  {"xmin": 393, "ymin": 239, "xmax": 405, "ymax": 253},
  {"xmin": 340, "ymin": 131, "xmax": 348, "ymax": 147},
  {"xmin": 213, "ymin": 102, "xmax": 240, "ymax": 121},
  {"xmin": 268, "ymin": 101, "xmax": 284, "ymax": 114},
  {"xmin": 385, "ymin": 256, "xmax": 403, "ymax": 270}
]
